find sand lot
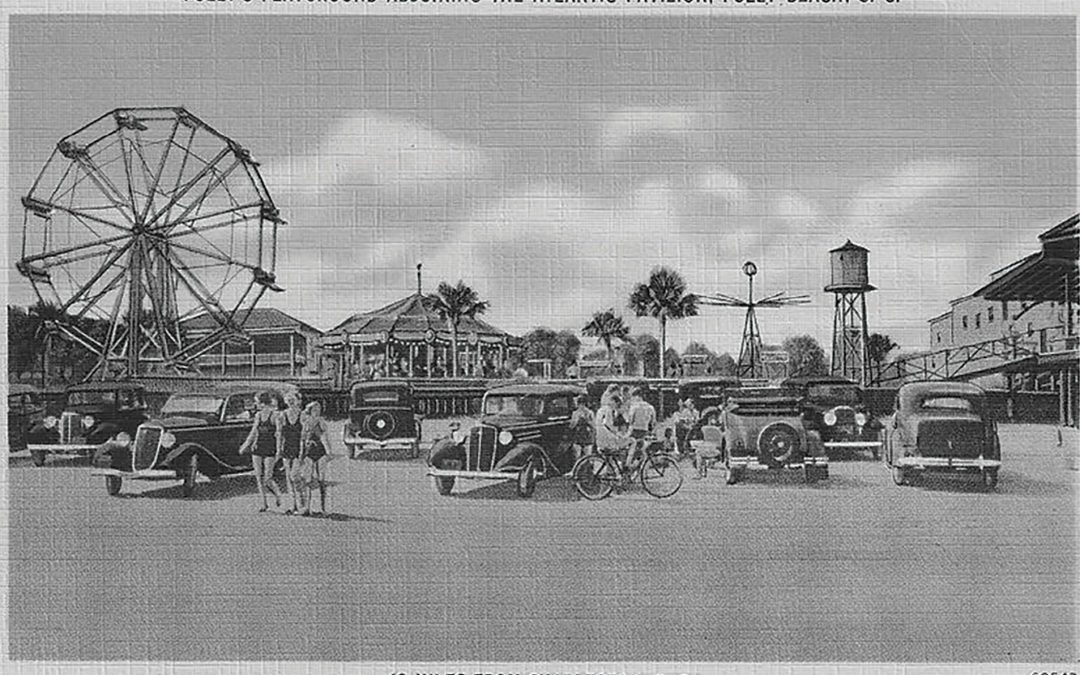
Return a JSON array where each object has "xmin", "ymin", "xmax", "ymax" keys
[{"xmin": 6, "ymin": 423, "xmax": 1077, "ymax": 662}]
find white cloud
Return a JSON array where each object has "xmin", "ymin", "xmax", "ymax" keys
[
  {"xmin": 263, "ymin": 112, "xmax": 488, "ymax": 197},
  {"xmin": 847, "ymin": 159, "xmax": 977, "ymax": 228},
  {"xmin": 598, "ymin": 98, "xmax": 730, "ymax": 164}
]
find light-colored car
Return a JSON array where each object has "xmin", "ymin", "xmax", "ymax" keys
[{"xmin": 720, "ymin": 387, "xmax": 828, "ymax": 484}]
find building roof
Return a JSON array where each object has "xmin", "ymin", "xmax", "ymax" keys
[
  {"xmin": 181, "ymin": 307, "xmax": 322, "ymax": 336},
  {"xmin": 975, "ymin": 213, "xmax": 1078, "ymax": 303},
  {"xmin": 830, "ymin": 239, "xmax": 868, "ymax": 253},
  {"xmin": 323, "ymin": 292, "xmax": 518, "ymax": 345}
]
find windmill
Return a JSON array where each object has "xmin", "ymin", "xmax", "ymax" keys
[{"xmin": 698, "ymin": 261, "xmax": 811, "ymax": 379}]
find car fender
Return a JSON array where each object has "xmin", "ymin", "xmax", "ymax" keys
[
  {"xmin": 162, "ymin": 442, "xmax": 204, "ymax": 472},
  {"xmin": 92, "ymin": 439, "xmax": 130, "ymax": 470},
  {"xmin": 497, "ymin": 441, "xmax": 546, "ymax": 471},
  {"xmin": 428, "ymin": 437, "xmax": 465, "ymax": 466}
]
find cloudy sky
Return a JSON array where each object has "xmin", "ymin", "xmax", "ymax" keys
[{"xmin": 7, "ymin": 15, "xmax": 1075, "ymax": 355}]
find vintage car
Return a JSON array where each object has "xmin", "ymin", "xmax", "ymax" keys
[
  {"xmin": 427, "ymin": 383, "xmax": 585, "ymax": 498},
  {"xmin": 26, "ymin": 381, "xmax": 148, "ymax": 466},
  {"xmin": 782, "ymin": 375, "xmax": 882, "ymax": 458},
  {"xmin": 343, "ymin": 380, "xmax": 421, "ymax": 458},
  {"xmin": 90, "ymin": 382, "xmax": 296, "ymax": 497},
  {"xmin": 881, "ymin": 381, "xmax": 1001, "ymax": 489},
  {"xmin": 677, "ymin": 376, "xmax": 741, "ymax": 413},
  {"xmin": 8, "ymin": 383, "xmax": 44, "ymax": 454},
  {"xmin": 720, "ymin": 387, "xmax": 829, "ymax": 484}
]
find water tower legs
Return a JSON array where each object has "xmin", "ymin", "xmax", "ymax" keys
[{"xmin": 831, "ymin": 291, "xmax": 869, "ymax": 385}]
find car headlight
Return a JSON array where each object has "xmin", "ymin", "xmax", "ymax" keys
[
  {"xmin": 43, "ymin": 416, "xmax": 58, "ymax": 429},
  {"xmin": 113, "ymin": 432, "xmax": 132, "ymax": 448},
  {"xmin": 161, "ymin": 432, "xmax": 176, "ymax": 449},
  {"xmin": 823, "ymin": 411, "xmax": 837, "ymax": 426},
  {"xmin": 451, "ymin": 429, "xmax": 466, "ymax": 444},
  {"xmin": 82, "ymin": 415, "xmax": 96, "ymax": 429},
  {"xmin": 498, "ymin": 430, "xmax": 514, "ymax": 446},
  {"xmin": 854, "ymin": 412, "xmax": 867, "ymax": 427}
]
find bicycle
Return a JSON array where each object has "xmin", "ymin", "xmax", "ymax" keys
[{"xmin": 571, "ymin": 435, "xmax": 683, "ymax": 500}]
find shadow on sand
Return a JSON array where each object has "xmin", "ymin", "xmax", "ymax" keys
[
  {"xmin": 905, "ymin": 470, "xmax": 1073, "ymax": 497},
  {"xmin": 454, "ymin": 475, "xmax": 582, "ymax": 502}
]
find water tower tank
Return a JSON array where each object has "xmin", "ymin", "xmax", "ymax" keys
[{"xmin": 825, "ymin": 240, "xmax": 875, "ymax": 292}]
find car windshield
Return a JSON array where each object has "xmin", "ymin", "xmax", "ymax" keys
[
  {"xmin": 68, "ymin": 390, "xmax": 116, "ymax": 406},
  {"xmin": 355, "ymin": 389, "xmax": 403, "ymax": 405},
  {"xmin": 484, "ymin": 394, "xmax": 544, "ymax": 417},
  {"xmin": 162, "ymin": 395, "xmax": 225, "ymax": 416},
  {"xmin": 919, "ymin": 396, "xmax": 975, "ymax": 411},
  {"xmin": 807, "ymin": 384, "xmax": 861, "ymax": 404}
]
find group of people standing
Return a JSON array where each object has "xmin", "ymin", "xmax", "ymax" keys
[
  {"xmin": 569, "ymin": 384, "xmax": 658, "ymax": 471},
  {"xmin": 240, "ymin": 391, "xmax": 332, "ymax": 515}
]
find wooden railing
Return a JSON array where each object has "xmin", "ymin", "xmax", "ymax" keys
[{"xmin": 870, "ymin": 325, "xmax": 1074, "ymax": 386}]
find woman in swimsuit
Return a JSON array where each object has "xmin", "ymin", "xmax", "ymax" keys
[
  {"xmin": 240, "ymin": 390, "xmax": 284, "ymax": 512},
  {"xmin": 278, "ymin": 391, "xmax": 305, "ymax": 515},
  {"xmin": 299, "ymin": 400, "xmax": 332, "ymax": 517}
]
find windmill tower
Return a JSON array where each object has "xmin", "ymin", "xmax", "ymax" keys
[
  {"xmin": 827, "ymin": 240, "xmax": 875, "ymax": 385},
  {"xmin": 699, "ymin": 261, "xmax": 811, "ymax": 379}
]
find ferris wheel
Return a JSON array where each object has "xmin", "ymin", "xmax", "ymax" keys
[{"xmin": 17, "ymin": 107, "xmax": 284, "ymax": 379}]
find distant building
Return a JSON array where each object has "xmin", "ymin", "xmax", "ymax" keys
[
  {"xmin": 182, "ymin": 308, "xmax": 323, "ymax": 378},
  {"xmin": 928, "ymin": 295, "xmax": 1071, "ymax": 355}
]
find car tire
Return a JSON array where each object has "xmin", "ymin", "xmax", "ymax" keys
[
  {"xmin": 981, "ymin": 468, "xmax": 998, "ymax": 490},
  {"xmin": 725, "ymin": 461, "xmax": 739, "ymax": 485},
  {"xmin": 891, "ymin": 465, "xmax": 908, "ymax": 486},
  {"xmin": 181, "ymin": 453, "xmax": 199, "ymax": 498},
  {"xmin": 516, "ymin": 456, "xmax": 539, "ymax": 498},
  {"xmin": 30, "ymin": 449, "xmax": 47, "ymax": 467},
  {"xmin": 803, "ymin": 465, "xmax": 818, "ymax": 484},
  {"xmin": 435, "ymin": 475, "xmax": 455, "ymax": 496},
  {"xmin": 105, "ymin": 475, "xmax": 121, "ymax": 496}
]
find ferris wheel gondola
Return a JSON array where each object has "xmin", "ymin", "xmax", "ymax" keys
[{"xmin": 17, "ymin": 106, "xmax": 284, "ymax": 379}]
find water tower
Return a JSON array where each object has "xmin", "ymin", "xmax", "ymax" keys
[{"xmin": 827, "ymin": 241, "xmax": 875, "ymax": 385}]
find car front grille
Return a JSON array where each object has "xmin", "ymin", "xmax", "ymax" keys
[
  {"xmin": 132, "ymin": 426, "xmax": 163, "ymax": 471},
  {"xmin": 59, "ymin": 412, "xmax": 80, "ymax": 444},
  {"xmin": 467, "ymin": 425, "xmax": 498, "ymax": 471},
  {"xmin": 918, "ymin": 421, "xmax": 985, "ymax": 459}
]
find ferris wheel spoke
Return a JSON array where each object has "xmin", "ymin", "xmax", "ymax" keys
[
  {"xmin": 72, "ymin": 155, "xmax": 136, "ymax": 226},
  {"xmin": 145, "ymin": 146, "xmax": 233, "ymax": 229},
  {"xmin": 166, "ymin": 239, "xmax": 260, "ymax": 272},
  {"xmin": 20, "ymin": 230, "xmax": 132, "ymax": 266},
  {"xmin": 155, "ymin": 249, "xmax": 240, "ymax": 331},
  {"xmin": 159, "ymin": 157, "xmax": 244, "ymax": 235},
  {"xmin": 57, "ymin": 242, "xmax": 132, "ymax": 314},
  {"xmin": 138, "ymin": 118, "xmax": 182, "ymax": 224},
  {"xmin": 71, "ymin": 267, "xmax": 129, "ymax": 322}
]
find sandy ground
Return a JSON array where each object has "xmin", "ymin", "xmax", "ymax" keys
[{"xmin": 6, "ymin": 423, "xmax": 1077, "ymax": 662}]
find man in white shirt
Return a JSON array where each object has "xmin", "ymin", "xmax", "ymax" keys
[{"xmin": 625, "ymin": 388, "xmax": 656, "ymax": 470}]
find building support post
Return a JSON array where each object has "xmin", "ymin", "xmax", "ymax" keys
[{"xmin": 289, "ymin": 333, "xmax": 296, "ymax": 378}]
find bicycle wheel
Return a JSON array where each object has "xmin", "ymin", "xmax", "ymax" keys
[
  {"xmin": 640, "ymin": 453, "xmax": 683, "ymax": 498},
  {"xmin": 572, "ymin": 454, "xmax": 615, "ymax": 501}
]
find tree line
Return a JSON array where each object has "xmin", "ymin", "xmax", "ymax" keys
[{"xmin": 9, "ymin": 267, "xmax": 899, "ymax": 383}]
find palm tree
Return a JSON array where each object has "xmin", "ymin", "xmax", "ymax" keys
[
  {"xmin": 581, "ymin": 309, "xmax": 630, "ymax": 370},
  {"xmin": 426, "ymin": 280, "xmax": 490, "ymax": 377},
  {"xmin": 628, "ymin": 267, "xmax": 699, "ymax": 378}
]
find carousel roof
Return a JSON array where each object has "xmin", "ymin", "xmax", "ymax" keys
[{"xmin": 322, "ymin": 293, "xmax": 519, "ymax": 346}]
